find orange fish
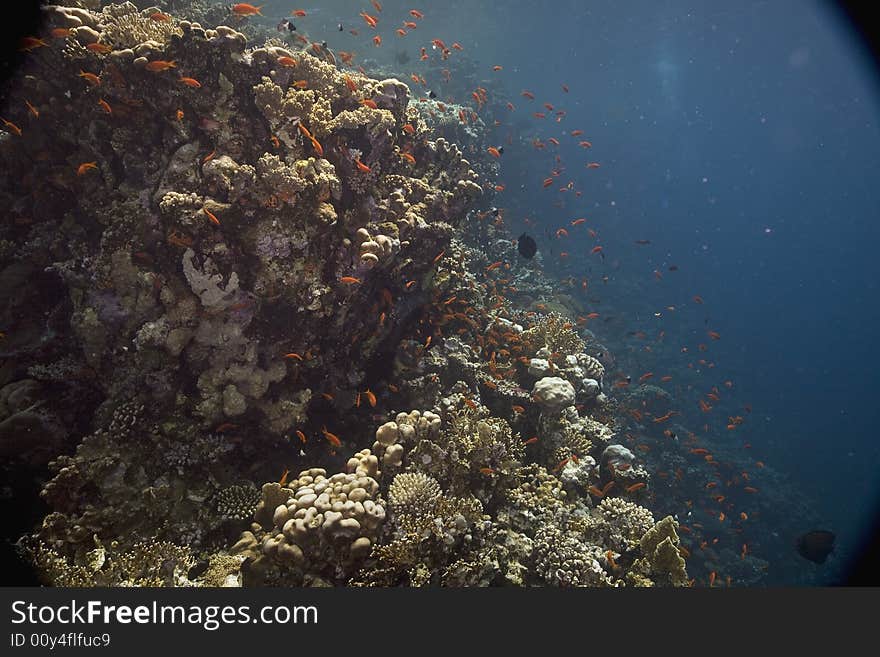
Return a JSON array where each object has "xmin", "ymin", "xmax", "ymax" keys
[
  {"xmin": 487, "ymin": 146, "xmax": 502, "ymax": 158},
  {"xmin": 78, "ymin": 70, "xmax": 101, "ymax": 86},
  {"xmin": 522, "ymin": 437, "xmax": 539, "ymax": 445},
  {"xmin": 24, "ymin": 100, "xmax": 39, "ymax": 118},
  {"xmin": 97, "ymin": 98, "xmax": 112, "ymax": 114},
  {"xmin": 354, "ymin": 158, "xmax": 371, "ymax": 173},
  {"xmin": 373, "ymin": 35, "xmax": 382, "ymax": 46},
  {"xmin": 150, "ymin": 12, "xmax": 171, "ymax": 22},
  {"xmin": 364, "ymin": 389, "xmax": 377, "ymax": 407},
  {"xmin": 279, "ymin": 468, "xmax": 289, "ymax": 486},
  {"xmin": 232, "ymin": 3, "xmax": 263, "ymax": 16},
  {"xmin": 709, "ymin": 571, "xmax": 716, "ymax": 587},
  {"xmin": 410, "ymin": 9, "xmax": 424, "ymax": 19},
  {"xmin": 590, "ymin": 245, "xmax": 603, "ymax": 254},
  {"xmin": 291, "ymin": 9, "xmax": 307, "ymax": 17},
  {"xmin": 145, "ymin": 60, "xmax": 176, "ymax": 72},
  {"xmin": 86, "ymin": 42, "xmax": 112, "ymax": 54},
  {"xmin": 179, "ymin": 76, "xmax": 201, "ymax": 88},
  {"xmin": 203, "ymin": 208, "xmax": 220, "ymax": 225},
  {"xmin": 50, "ymin": 28, "xmax": 72, "ymax": 38},
  {"xmin": 340, "ymin": 276, "xmax": 361, "ymax": 284},
  {"xmin": 586, "ymin": 162, "xmax": 601, "ymax": 169},
  {"xmin": 271, "ymin": 55, "xmax": 296, "ymax": 69},
  {"xmin": 400, "ymin": 152, "xmax": 416, "ymax": 164},
  {"xmin": 480, "ymin": 467, "xmax": 496, "ymax": 476},
  {"xmin": 570, "ymin": 217, "xmax": 587, "ymax": 226},
  {"xmin": 18, "ymin": 37, "xmax": 48, "ymax": 52},
  {"xmin": 638, "ymin": 372, "xmax": 654, "ymax": 383},
  {"xmin": 396, "ymin": 28, "xmax": 407, "ymax": 36},
  {"xmin": 402, "ymin": 123, "xmax": 415, "ymax": 135},
  {"xmin": 521, "ymin": 90, "xmax": 535, "ymax": 99},
  {"xmin": 579, "ymin": 140, "xmax": 593, "ymax": 148},
  {"xmin": 321, "ymin": 425, "xmax": 341, "ymax": 447},
  {"xmin": 295, "ymin": 430, "xmax": 307, "ymax": 444},
  {"xmin": 360, "ymin": 11, "xmax": 378, "ymax": 28},
  {"xmin": 292, "ymin": 80, "xmax": 308, "ymax": 89},
  {"xmin": 1, "ymin": 118, "xmax": 22, "ymax": 136},
  {"xmin": 626, "ymin": 482, "xmax": 647, "ymax": 493},
  {"xmin": 553, "ymin": 458, "xmax": 570, "ymax": 472},
  {"xmin": 283, "ymin": 353, "xmax": 304, "ymax": 360},
  {"xmin": 708, "ymin": 330, "xmax": 721, "ymax": 340},
  {"xmin": 76, "ymin": 161, "xmax": 98, "ymax": 176},
  {"xmin": 693, "ymin": 295, "xmax": 704, "ymax": 304},
  {"xmin": 176, "ymin": 109, "xmax": 184, "ymax": 121}
]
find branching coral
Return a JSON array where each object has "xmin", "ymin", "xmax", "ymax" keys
[
  {"xmin": 522, "ymin": 313, "xmax": 586, "ymax": 358},
  {"xmin": 99, "ymin": 3, "xmax": 182, "ymax": 49}
]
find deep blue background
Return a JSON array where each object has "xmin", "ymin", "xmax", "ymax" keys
[{"xmin": 252, "ymin": 0, "xmax": 880, "ymax": 582}]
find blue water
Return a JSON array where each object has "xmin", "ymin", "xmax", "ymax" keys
[
  {"xmin": 305, "ymin": 0, "xmax": 880, "ymax": 583},
  {"xmin": 247, "ymin": 0, "xmax": 880, "ymax": 583}
]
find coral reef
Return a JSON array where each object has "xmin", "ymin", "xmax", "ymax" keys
[{"xmin": 0, "ymin": 2, "xmax": 686, "ymax": 588}]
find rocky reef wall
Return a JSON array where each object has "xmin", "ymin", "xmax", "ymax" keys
[{"xmin": 1, "ymin": 2, "xmax": 686, "ymax": 587}]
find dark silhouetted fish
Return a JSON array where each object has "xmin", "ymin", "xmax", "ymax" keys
[
  {"xmin": 518, "ymin": 233, "xmax": 537, "ymax": 259},
  {"xmin": 797, "ymin": 530, "xmax": 835, "ymax": 564}
]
